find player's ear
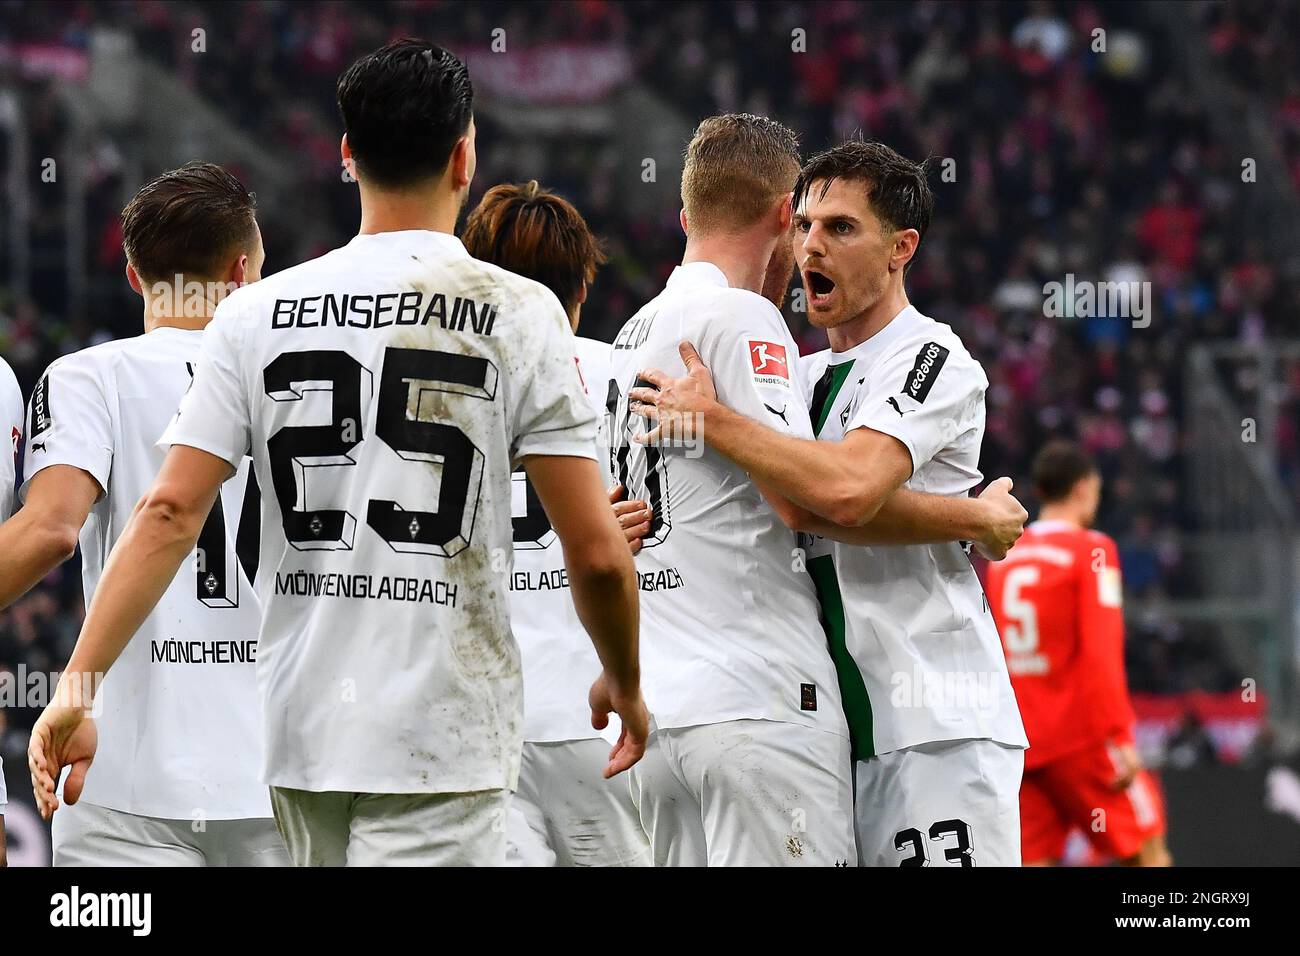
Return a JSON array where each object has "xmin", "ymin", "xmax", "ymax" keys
[
  {"xmin": 778, "ymin": 192, "xmax": 793, "ymax": 231},
  {"xmin": 890, "ymin": 228, "xmax": 920, "ymax": 274},
  {"xmin": 577, "ymin": 280, "xmax": 588, "ymax": 306},
  {"xmin": 449, "ymin": 135, "xmax": 472, "ymax": 191},
  {"xmin": 125, "ymin": 262, "xmax": 143, "ymax": 296},
  {"xmin": 679, "ymin": 208, "xmax": 689, "ymax": 236}
]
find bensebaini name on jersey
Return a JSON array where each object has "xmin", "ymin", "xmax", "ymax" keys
[
  {"xmin": 271, "ymin": 291, "xmax": 498, "ymax": 334},
  {"xmin": 274, "ymin": 570, "xmax": 458, "ymax": 606},
  {"xmin": 50, "ymin": 886, "xmax": 151, "ymax": 937}
]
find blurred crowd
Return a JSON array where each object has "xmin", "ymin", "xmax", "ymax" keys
[{"xmin": 3, "ymin": 0, "xmax": 1297, "ymax": 762}]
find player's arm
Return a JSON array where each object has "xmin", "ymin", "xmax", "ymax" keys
[
  {"xmin": 769, "ymin": 476, "xmax": 1026, "ymax": 558},
  {"xmin": 27, "ymin": 446, "xmax": 231, "ymax": 818},
  {"xmin": 0, "ymin": 466, "xmax": 99, "ymax": 609},
  {"xmin": 632, "ymin": 342, "xmax": 1021, "ymax": 552}
]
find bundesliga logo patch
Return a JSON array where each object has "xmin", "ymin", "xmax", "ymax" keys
[{"xmin": 748, "ymin": 339, "xmax": 790, "ymax": 387}]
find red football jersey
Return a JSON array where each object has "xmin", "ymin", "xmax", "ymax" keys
[{"xmin": 986, "ymin": 520, "xmax": 1136, "ymax": 769}]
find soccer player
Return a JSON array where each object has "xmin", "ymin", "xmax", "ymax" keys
[
  {"xmin": 986, "ymin": 440, "xmax": 1170, "ymax": 866},
  {"xmin": 461, "ymin": 180, "xmax": 651, "ymax": 866},
  {"xmin": 611, "ymin": 118, "xmax": 1026, "ymax": 866},
  {"xmin": 0, "ymin": 163, "xmax": 286, "ymax": 866},
  {"xmin": 28, "ymin": 39, "xmax": 645, "ymax": 868},
  {"xmin": 629, "ymin": 140, "xmax": 1029, "ymax": 866},
  {"xmin": 0, "ymin": 354, "xmax": 22, "ymax": 865}
]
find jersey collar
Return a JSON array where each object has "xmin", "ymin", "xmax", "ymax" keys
[
  {"xmin": 829, "ymin": 304, "xmax": 922, "ymax": 365},
  {"xmin": 665, "ymin": 261, "xmax": 730, "ymax": 291}
]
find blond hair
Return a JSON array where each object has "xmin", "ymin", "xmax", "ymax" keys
[{"xmin": 681, "ymin": 113, "xmax": 801, "ymax": 235}]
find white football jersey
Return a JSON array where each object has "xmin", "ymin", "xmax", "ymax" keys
[
  {"xmin": 0, "ymin": 356, "xmax": 17, "ymax": 813},
  {"xmin": 22, "ymin": 328, "xmax": 268, "ymax": 819},
  {"xmin": 510, "ymin": 336, "xmax": 617, "ymax": 743},
  {"xmin": 162, "ymin": 230, "xmax": 598, "ymax": 795},
  {"xmin": 607, "ymin": 262, "xmax": 847, "ymax": 738},
  {"xmin": 1, "ymin": 357, "xmax": 22, "ymax": 520},
  {"xmin": 800, "ymin": 305, "xmax": 1027, "ymax": 759}
]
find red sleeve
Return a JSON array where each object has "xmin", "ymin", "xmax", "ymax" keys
[{"xmin": 1076, "ymin": 532, "xmax": 1136, "ymax": 736}]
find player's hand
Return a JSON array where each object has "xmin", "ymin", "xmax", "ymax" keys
[
  {"xmin": 628, "ymin": 341, "xmax": 718, "ymax": 445},
  {"xmin": 609, "ymin": 483, "xmax": 652, "ymax": 555},
  {"xmin": 1110, "ymin": 740, "xmax": 1143, "ymax": 791},
  {"xmin": 973, "ymin": 477, "xmax": 1028, "ymax": 561},
  {"xmin": 589, "ymin": 670, "xmax": 650, "ymax": 778},
  {"xmin": 28, "ymin": 691, "xmax": 98, "ymax": 821}
]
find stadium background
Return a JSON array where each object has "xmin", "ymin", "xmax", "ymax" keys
[{"xmin": 0, "ymin": 0, "xmax": 1297, "ymax": 865}]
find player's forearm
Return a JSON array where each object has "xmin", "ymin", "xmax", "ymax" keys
[
  {"xmin": 0, "ymin": 509, "xmax": 80, "ymax": 609},
  {"xmin": 565, "ymin": 540, "xmax": 641, "ymax": 690},
  {"xmin": 699, "ymin": 400, "xmax": 891, "ymax": 525},
  {"xmin": 62, "ymin": 496, "xmax": 205, "ymax": 685},
  {"xmin": 809, "ymin": 488, "xmax": 988, "ymax": 546}
]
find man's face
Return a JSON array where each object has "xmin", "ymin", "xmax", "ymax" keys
[{"xmin": 794, "ymin": 177, "xmax": 894, "ymax": 329}]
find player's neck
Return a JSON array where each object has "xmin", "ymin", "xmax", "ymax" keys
[
  {"xmin": 1036, "ymin": 504, "xmax": 1083, "ymax": 528},
  {"xmin": 682, "ymin": 234, "xmax": 772, "ymax": 294},
  {"xmin": 827, "ymin": 281, "xmax": 910, "ymax": 353},
  {"xmin": 356, "ymin": 181, "xmax": 461, "ymax": 237},
  {"xmin": 140, "ymin": 295, "xmax": 216, "ymax": 334}
]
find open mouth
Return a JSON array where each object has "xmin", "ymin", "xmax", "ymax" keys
[{"xmin": 805, "ymin": 269, "xmax": 836, "ymax": 304}]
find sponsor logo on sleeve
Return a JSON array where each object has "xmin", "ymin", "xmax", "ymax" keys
[
  {"xmin": 800, "ymin": 682, "xmax": 818, "ymax": 711},
  {"xmin": 901, "ymin": 341, "xmax": 949, "ymax": 404},
  {"xmin": 748, "ymin": 339, "xmax": 791, "ymax": 388},
  {"xmin": 30, "ymin": 374, "xmax": 52, "ymax": 437}
]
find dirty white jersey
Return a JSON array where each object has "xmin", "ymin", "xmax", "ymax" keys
[
  {"xmin": 1, "ymin": 357, "xmax": 22, "ymax": 520},
  {"xmin": 800, "ymin": 304, "xmax": 1027, "ymax": 760},
  {"xmin": 162, "ymin": 230, "xmax": 598, "ymax": 795},
  {"xmin": 0, "ymin": 357, "xmax": 19, "ymax": 813},
  {"xmin": 22, "ymin": 328, "xmax": 268, "ymax": 820},
  {"xmin": 607, "ymin": 262, "xmax": 846, "ymax": 738},
  {"xmin": 510, "ymin": 335, "xmax": 618, "ymax": 743}
]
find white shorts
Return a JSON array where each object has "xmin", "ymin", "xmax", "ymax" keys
[
  {"xmin": 52, "ymin": 800, "xmax": 288, "ymax": 866},
  {"xmin": 629, "ymin": 718, "xmax": 856, "ymax": 867},
  {"xmin": 269, "ymin": 787, "xmax": 508, "ymax": 867},
  {"xmin": 855, "ymin": 738, "xmax": 1024, "ymax": 867},
  {"xmin": 507, "ymin": 738, "xmax": 651, "ymax": 867}
]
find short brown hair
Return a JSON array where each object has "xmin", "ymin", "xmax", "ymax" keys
[
  {"xmin": 461, "ymin": 180, "xmax": 606, "ymax": 314},
  {"xmin": 681, "ymin": 113, "xmax": 801, "ymax": 235},
  {"xmin": 121, "ymin": 162, "xmax": 258, "ymax": 283},
  {"xmin": 1032, "ymin": 440, "xmax": 1098, "ymax": 503}
]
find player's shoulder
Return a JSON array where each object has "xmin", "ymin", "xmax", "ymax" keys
[
  {"xmin": 574, "ymin": 335, "xmax": 612, "ymax": 364},
  {"xmin": 877, "ymin": 306, "xmax": 986, "ymax": 394},
  {"xmin": 1080, "ymin": 527, "xmax": 1119, "ymax": 554},
  {"xmin": 42, "ymin": 333, "xmax": 152, "ymax": 380},
  {"xmin": 885, "ymin": 307, "xmax": 978, "ymax": 363}
]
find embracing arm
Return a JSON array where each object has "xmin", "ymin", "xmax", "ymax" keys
[{"xmin": 0, "ymin": 466, "xmax": 100, "ymax": 609}]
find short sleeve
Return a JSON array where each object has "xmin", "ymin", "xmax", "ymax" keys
[
  {"xmin": 21, "ymin": 356, "xmax": 113, "ymax": 501},
  {"xmin": 698, "ymin": 295, "xmax": 813, "ymax": 439},
  {"xmin": 159, "ymin": 301, "xmax": 252, "ymax": 468},
  {"xmin": 510, "ymin": 290, "xmax": 598, "ymax": 462},
  {"xmin": 845, "ymin": 339, "xmax": 985, "ymax": 474},
  {"xmin": 0, "ymin": 360, "xmax": 23, "ymax": 519}
]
